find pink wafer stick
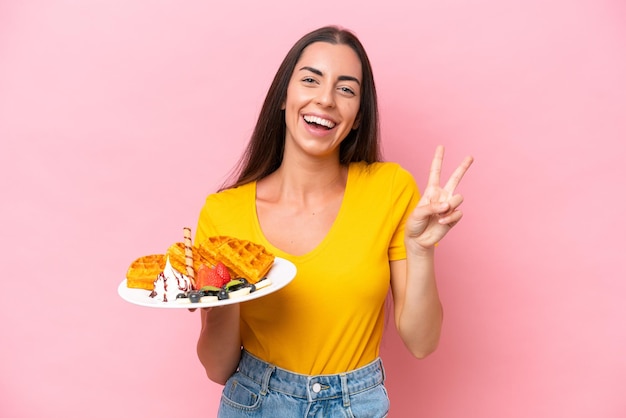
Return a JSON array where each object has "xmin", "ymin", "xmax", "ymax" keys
[{"xmin": 183, "ymin": 227, "xmax": 195, "ymax": 286}]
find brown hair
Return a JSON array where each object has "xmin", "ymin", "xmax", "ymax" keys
[{"xmin": 221, "ymin": 25, "xmax": 381, "ymax": 190}]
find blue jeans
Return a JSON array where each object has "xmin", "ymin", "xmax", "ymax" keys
[{"xmin": 218, "ymin": 350, "xmax": 389, "ymax": 417}]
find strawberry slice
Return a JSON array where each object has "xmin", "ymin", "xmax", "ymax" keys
[
  {"xmin": 215, "ymin": 262, "xmax": 231, "ymax": 285},
  {"xmin": 195, "ymin": 264, "xmax": 211, "ymax": 290},
  {"xmin": 206, "ymin": 268, "xmax": 226, "ymax": 288},
  {"xmin": 195, "ymin": 262, "xmax": 231, "ymax": 289}
]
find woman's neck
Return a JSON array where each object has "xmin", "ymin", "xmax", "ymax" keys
[{"xmin": 259, "ymin": 157, "xmax": 348, "ymax": 205}]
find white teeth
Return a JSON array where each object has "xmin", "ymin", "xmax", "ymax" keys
[{"xmin": 303, "ymin": 115, "xmax": 336, "ymax": 128}]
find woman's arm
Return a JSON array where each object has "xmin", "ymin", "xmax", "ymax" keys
[
  {"xmin": 196, "ymin": 305, "xmax": 242, "ymax": 385},
  {"xmin": 390, "ymin": 250, "xmax": 442, "ymax": 358},
  {"xmin": 391, "ymin": 146, "xmax": 473, "ymax": 358}
]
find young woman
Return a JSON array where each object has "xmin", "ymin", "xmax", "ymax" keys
[{"xmin": 194, "ymin": 25, "xmax": 473, "ymax": 417}]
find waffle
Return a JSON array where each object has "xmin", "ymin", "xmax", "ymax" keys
[
  {"xmin": 195, "ymin": 236, "xmax": 231, "ymax": 268},
  {"xmin": 166, "ymin": 242, "xmax": 204, "ymax": 277},
  {"xmin": 126, "ymin": 254, "xmax": 166, "ymax": 290},
  {"xmin": 197, "ymin": 236, "xmax": 275, "ymax": 284}
]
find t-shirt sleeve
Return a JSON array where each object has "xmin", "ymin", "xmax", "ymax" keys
[
  {"xmin": 388, "ymin": 165, "xmax": 421, "ymax": 261},
  {"xmin": 194, "ymin": 194, "xmax": 220, "ymax": 245}
]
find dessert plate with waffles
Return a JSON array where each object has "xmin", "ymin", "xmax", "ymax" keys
[{"xmin": 118, "ymin": 228, "xmax": 297, "ymax": 309}]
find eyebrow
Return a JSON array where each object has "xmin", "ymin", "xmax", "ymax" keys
[{"xmin": 299, "ymin": 66, "xmax": 361, "ymax": 86}]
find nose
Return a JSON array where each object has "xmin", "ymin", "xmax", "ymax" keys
[{"xmin": 315, "ymin": 85, "xmax": 335, "ymax": 108}]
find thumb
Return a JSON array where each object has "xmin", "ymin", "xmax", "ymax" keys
[{"xmin": 414, "ymin": 200, "xmax": 449, "ymax": 219}]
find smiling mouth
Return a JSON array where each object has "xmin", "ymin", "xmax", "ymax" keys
[{"xmin": 303, "ymin": 115, "xmax": 336, "ymax": 129}]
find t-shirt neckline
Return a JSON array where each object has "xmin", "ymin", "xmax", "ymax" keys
[{"xmin": 251, "ymin": 163, "xmax": 356, "ymax": 261}]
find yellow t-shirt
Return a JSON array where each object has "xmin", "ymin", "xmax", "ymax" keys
[{"xmin": 195, "ymin": 162, "xmax": 420, "ymax": 375}]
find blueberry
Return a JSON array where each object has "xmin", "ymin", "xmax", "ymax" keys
[
  {"xmin": 217, "ymin": 289, "xmax": 229, "ymax": 300},
  {"xmin": 188, "ymin": 291, "xmax": 202, "ymax": 303}
]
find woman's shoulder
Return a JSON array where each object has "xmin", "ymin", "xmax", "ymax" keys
[
  {"xmin": 204, "ymin": 182, "xmax": 255, "ymax": 209},
  {"xmin": 350, "ymin": 161, "xmax": 416, "ymax": 184}
]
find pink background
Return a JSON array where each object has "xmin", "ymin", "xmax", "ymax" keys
[{"xmin": 2, "ymin": 0, "xmax": 625, "ymax": 417}]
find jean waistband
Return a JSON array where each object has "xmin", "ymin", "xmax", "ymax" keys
[{"xmin": 237, "ymin": 350, "xmax": 386, "ymax": 402}]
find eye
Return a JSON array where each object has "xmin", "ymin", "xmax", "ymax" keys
[
  {"xmin": 302, "ymin": 77, "xmax": 318, "ymax": 85},
  {"xmin": 338, "ymin": 86, "xmax": 357, "ymax": 96}
]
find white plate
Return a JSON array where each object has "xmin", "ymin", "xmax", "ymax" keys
[{"xmin": 118, "ymin": 257, "xmax": 296, "ymax": 309}]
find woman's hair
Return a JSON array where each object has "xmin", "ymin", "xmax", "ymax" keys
[{"xmin": 221, "ymin": 25, "xmax": 381, "ymax": 190}]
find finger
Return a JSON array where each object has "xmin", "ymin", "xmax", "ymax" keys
[
  {"xmin": 438, "ymin": 194, "xmax": 464, "ymax": 215},
  {"xmin": 438, "ymin": 209, "xmax": 463, "ymax": 226},
  {"xmin": 410, "ymin": 199, "xmax": 448, "ymax": 221},
  {"xmin": 427, "ymin": 145, "xmax": 445, "ymax": 188},
  {"xmin": 443, "ymin": 155, "xmax": 474, "ymax": 194},
  {"xmin": 188, "ymin": 307, "xmax": 212, "ymax": 313}
]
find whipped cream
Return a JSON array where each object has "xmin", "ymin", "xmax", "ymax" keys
[{"xmin": 149, "ymin": 257, "xmax": 193, "ymax": 302}]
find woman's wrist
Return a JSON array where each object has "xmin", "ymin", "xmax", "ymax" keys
[{"xmin": 405, "ymin": 239, "xmax": 435, "ymax": 258}]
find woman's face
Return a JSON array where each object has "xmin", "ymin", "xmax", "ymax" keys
[{"xmin": 282, "ymin": 42, "xmax": 362, "ymax": 160}]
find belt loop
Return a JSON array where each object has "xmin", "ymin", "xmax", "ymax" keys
[
  {"xmin": 378, "ymin": 358, "xmax": 386, "ymax": 383},
  {"xmin": 340, "ymin": 373, "xmax": 350, "ymax": 407},
  {"xmin": 260, "ymin": 364, "xmax": 274, "ymax": 396}
]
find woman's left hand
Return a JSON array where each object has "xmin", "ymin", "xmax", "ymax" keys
[{"xmin": 406, "ymin": 146, "xmax": 473, "ymax": 251}]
